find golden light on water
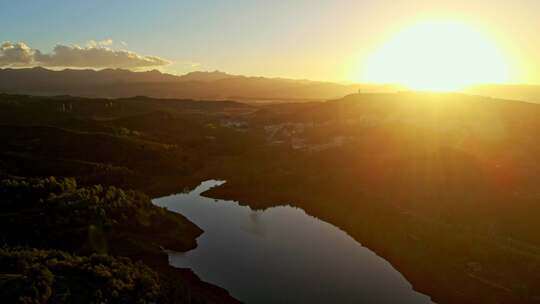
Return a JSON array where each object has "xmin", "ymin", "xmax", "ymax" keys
[{"xmin": 360, "ymin": 20, "xmax": 510, "ymax": 91}]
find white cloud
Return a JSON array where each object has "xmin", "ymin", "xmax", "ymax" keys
[
  {"xmin": 86, "ymin": 39, "xmax": 114, "ymax": 48},
  {"xmin": 0, "ymin": 42, "xmax": 35, "ymax": 66},
  {"xmin": 0, "ymin": 40, "xmax": 170, "ymax": 69},
  {"xmin": 99, "ymin": 39, "xmax": 113, "ymax": 46},
  {"xmin": 35, "ymin": 44, "xmax": 170, "ymax": 68}
]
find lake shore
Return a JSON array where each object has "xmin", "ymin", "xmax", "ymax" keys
[{"xmin": 201, "ymin": 180, "xmax": 520, "ymax": 304}]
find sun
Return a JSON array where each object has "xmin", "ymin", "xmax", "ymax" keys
[{"xmin": 360, "ymin": 20, "xmax": 510, "ymax": 91}]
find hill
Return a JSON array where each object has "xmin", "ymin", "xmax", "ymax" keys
[
  {"xmin": 466, "ymin": 84, "xmax": 540, "ymax": 103},
  {"xmin": 3, "ymin": 92, "xmax": 540, "ymax": 303}
]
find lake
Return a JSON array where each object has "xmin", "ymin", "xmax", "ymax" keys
[{"xmin": 153, "ymin": 180, "xmax": 433, "ymax": 304}]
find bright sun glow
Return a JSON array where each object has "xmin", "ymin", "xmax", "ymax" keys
[{"xmin": 361, "ymin": 20, "xmax": 510, "ymax": 91}]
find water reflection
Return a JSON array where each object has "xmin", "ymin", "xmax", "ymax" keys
[{"xmin": 153, "ymin": 180, "xmax": 433, "ymax": 304}]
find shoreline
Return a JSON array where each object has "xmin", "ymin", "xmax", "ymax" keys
[{"xmin": 201, "ymin": 181, "xmax": 517, "ymax": 304}]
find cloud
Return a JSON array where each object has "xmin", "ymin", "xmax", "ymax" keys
[
  {"xmin": 86, "ymin": 39, "xmax": 114, "ymax": 48},
  {"xmin": 35, "ymin": 44, "xmax": 170, "ymax": 68},
  {"xmin": 0, "ymin": 40, "xmax": 170, "ymax": 69},
  {"xmin": 0, "ymin": 42, "xmax": 35, "ymax": 66}
]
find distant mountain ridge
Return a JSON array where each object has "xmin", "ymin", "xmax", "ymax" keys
[
  {"xmin": 465, "ymin": 84, "xmax": 540, "ymax": 103},
  {"xmin": 1, "ymin": 67, "xmax": 539, "ymax": 103},
  {"xmin": 0, "ymin": 67, "xmax": 364, "ymax": 101}
]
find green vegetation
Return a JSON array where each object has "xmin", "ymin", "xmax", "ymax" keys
[
  {"xmin": 3, "ymin": 92, "xmax": 540, "ymax": 303},
  {"xmin": 0, "ymin": 177, "xmax": 200, "ymax": 254},
  {"xmin": 0, "ymin": 248, "xmax": 160, "ymax": 304},
  {"xmin": 0, "ymin": 93, "xmax": 258, "ymax": 195},
  {"xmin": 0, "ymin": 176, "xmax": 236, "ymax": 303}
]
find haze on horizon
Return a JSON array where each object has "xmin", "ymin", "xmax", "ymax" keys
[{"xmin": 1, "ymin": 0, "xmax": 540, "ymax": 90}]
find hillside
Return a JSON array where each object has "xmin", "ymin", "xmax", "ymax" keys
[
  {"xmin": 3, "ymin": 92, "xmax": 540, "ymax": 303},
  {"xmin": 466, "ymin": 84, "xmax": 540, "ymax": 103}
]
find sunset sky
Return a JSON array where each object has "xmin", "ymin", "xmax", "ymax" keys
[{"xmin": 1, "ymin": 0, "xmax": 539, "ymax": 85}]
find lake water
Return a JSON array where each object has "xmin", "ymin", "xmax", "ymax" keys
[{"xmin": 153, "ymin": 180, "xmax": 433, "ymax": 304}]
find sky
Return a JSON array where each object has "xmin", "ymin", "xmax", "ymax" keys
[{"xmin": 1, "ymin": 0, "xmax": 539, "ymax": 84}]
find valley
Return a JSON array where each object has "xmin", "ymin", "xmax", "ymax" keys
[{"xmin": 2, "ymin": 92, "xmax": 540, "ymax": 303}]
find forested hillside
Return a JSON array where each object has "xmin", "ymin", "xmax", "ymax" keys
[{"xmin": 3, "ymin": 92, "xmax": 540, "ymax": 303}]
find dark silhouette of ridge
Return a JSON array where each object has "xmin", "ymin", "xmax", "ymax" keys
[{"xmin": 0, "ymin": 67, "xmax": 364, "ymax": 101}]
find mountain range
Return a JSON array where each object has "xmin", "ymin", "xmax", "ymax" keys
[
  {"xmin": 1, "ymin": 67, "xmax": 540, "ymax": 103},
  {"xmin": 0, "ymin": 67, "xmax": 365, "ymax": 102}
]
